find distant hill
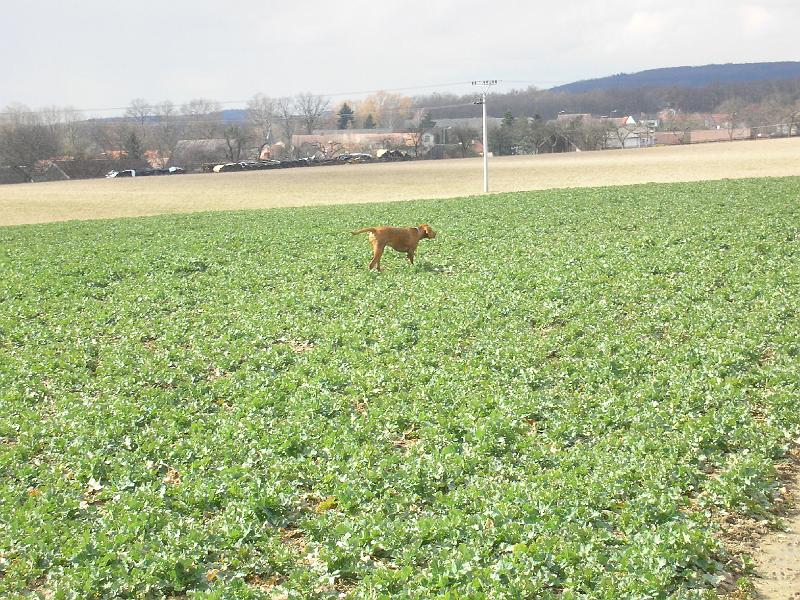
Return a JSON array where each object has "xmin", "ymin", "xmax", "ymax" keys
[
  {"xmin": 220, "ymin": 109, "xmax": 247, "ymax": 124},
  {"xmin": 550, "ymin": 62, "xmax": 800, "ymax": 93}
]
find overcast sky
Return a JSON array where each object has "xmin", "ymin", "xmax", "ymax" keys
[{"xmin": 2, "ymin": 0, "xmax": 797, "ymax": 115}]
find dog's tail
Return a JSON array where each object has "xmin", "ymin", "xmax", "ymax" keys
[{"xmin": 351, "ymin": 227, "xmax": 377, "ymax": 236}]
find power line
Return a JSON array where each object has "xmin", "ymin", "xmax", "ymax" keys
[
  {"xmin": 0, "ymin": 81, "xmax": 481, "ymax": 117},
  {"xmin": 323, "ymin": 81, "xmax": 476, "ymax": 97},
  {"xmin": 1, "ymin": 101, "xmax": 481, "ymax": 127},
  {"xmin": 0, "ymin": 79, "xmax": 586, "ymax": 120},
  {"xmin": 502, "ymin": 79, "xmax": 571, "ymax": 86}
]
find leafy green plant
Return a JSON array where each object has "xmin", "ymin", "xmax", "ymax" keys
[{"xmin": 1, "ymin": 177, "xmax": 798, "ymax": 598}]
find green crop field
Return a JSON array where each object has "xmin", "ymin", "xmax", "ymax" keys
[{"xmin": 1, "ymin": 177, "xmax": 799, "ymax": 598}]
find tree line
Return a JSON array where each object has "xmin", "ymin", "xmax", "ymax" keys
[
  {"xmin": 416, "ymin": 78, "xmax": 800, "ymax": 122},
  {"xmin": 418, "ymin": 79, "xmax": 800, "ymax": 156},
  {"xmin": 2, "ymin": 77, "xmax": 800, "ymax": 180},
  {"xmin": 0, "ymin": 90, "xmax": 425, "ymax": 179},
  {"xmin": 0, "ymin": 94, "xmax": 322, "ymax": 179}
]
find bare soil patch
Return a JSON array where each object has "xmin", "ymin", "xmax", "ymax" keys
[
  {"xmin": 716, "ymin": 447, "xmax": 800, "ymax": 599},
  {"xmin": 750, "ymin": 448, "xmax": 800, "ymax": 599},
  {"xmin": 1, "ymin": 138, "xmax": 799, "ymax": 226}
]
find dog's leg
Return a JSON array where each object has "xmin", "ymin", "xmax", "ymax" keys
[
  {"xmin": 406, "ymin": 251, "xmax": 415, "ymax": 265},
  {"xmin": 370, "ymin": 246, "xmax": 384, "ymax": 271},
  {"xmin": 369, "ymin": 239, "xmax": 384, "ymax": 271}
]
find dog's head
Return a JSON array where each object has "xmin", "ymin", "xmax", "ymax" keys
[{"xmin": 418, "ymin": 224, "xmax": 436, "ymax": 239}]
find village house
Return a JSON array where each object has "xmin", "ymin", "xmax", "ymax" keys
[
  {"xmin": 601, "ymin": 116, "xmax": 655, "ymax": 149},
  {"xmin": 654, "ymin": 128, "xmax": 751, "ymax": 145},
  {"xmin": 556, "ymin": 113, "xmax": 652, "ymax": 149},
  {"xmin": 556, "ymin": 112, "xmax": 593, "ymax": 123},
  {"xmin": 657, "ymin": 109, "xmax": 736, "ymax": 129}
]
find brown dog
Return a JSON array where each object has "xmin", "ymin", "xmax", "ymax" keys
[{"xmin": 352, "ymin": 224, "xmax": 436, "ymax": 270}]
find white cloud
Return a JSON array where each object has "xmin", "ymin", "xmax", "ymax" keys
[
  {"xmin": 738, "ymin": 4, "xmax": 775, "ymax": 37},
  {"xmin": 1, "ymin": 0, "xmax": 798, "ymax": 110}
]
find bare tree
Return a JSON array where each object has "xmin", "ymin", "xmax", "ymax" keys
[
  {"xmin": 61, "ymin": 107, "xmax": 90, "ymax": 157},
  {"xmin": 358, "ymin": 91, "xmax": 412, "ymax": 129},
  {"xmin": 309, "ymin": 139, "xmax": 344, "ymax": 159},
  {"xmin": 450, "ymin": 126, "xmax": 478, "ymax": 157},
  {"xmin": 275, "ymin": 97, "xmax": 297, "ymax": 157},
  {"xmin": 181, "ymin": 98, "xmax": 223, "ymax": 139},
  {"xmin": 295, "ymin": 92, "xmax": 330, "ymax": 134},
  {"xmin": 543, "ymin": 122, "xmax": 574, "ymax": 153},
  {"xmin": 125, "ymin": 98, "xmax": 152, "ymax": 136},
  {"xmin": 562, "ymin": 117, "xmax": 613, "ymax": 150},
  {"xmin": 0, "ymin": 104, "xmax": 62, "ymax": 179},
  {"xmin": 741, "ymin": 94, "xmax": 796, "ymax": 137},
  {"xmin": 222, "ymin": 125, "xmax": 250, "ymax": 161},
  {"xmin": 783, "ymin": 99, "xmax": 800, "ymax": 136},
  {"xmin": 554, "ymin": 121, "xmax": 579, "ymax": 152},
  {"xmin": 515, "ymin": 117, "xmax": 550, "ymax": 155},
  {"xmin": 715, "ymin": 98, "xmax": 747, "ymax": 140},
  {"xmin": 663, "ymin": 118, "xmax": 693, "ymax": 144},
  {"xmin": 180, "ymin": 98, "xmax": 221, "ymax": 117},
  {"xmin": 247, "ymin": 93, "xmax": 275, "ymax": 157},
  {"xmin": 86, "ymin": 121, "xmax": 121, "ymax": 156},
  {"xmin": 152, "ymin": 101, "xmax": 183, "ymax": 166},
  {"xmin": 38, "ymin": 106, "xmax": 65, "ymax": 144},
  {"xmin": 609, "ymin": 123, "xmax": 636, "ymax": 149}
]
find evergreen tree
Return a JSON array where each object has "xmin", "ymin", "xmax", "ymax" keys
[
  {"xmin": 502, "ymin": 111, "xmax": 515, "ymax": 127},
  {"xmin": 420, "ymin": 111, "xmax": 436, "ymax": 129},
  {"xmin": 363, "ymin": 114, "xmax": 376, "ymax": 129},
  {"xmin": 124, "ymin": 131, "xmax": 144, "ymax": 159},
  {"xmin": 337, "ymin": 103, "xmax": 355, "ymax": 129}
]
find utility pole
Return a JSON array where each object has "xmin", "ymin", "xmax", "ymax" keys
[{"xmin": 472, "ymin": 80, "xmax": 497, "ymax": 193}]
